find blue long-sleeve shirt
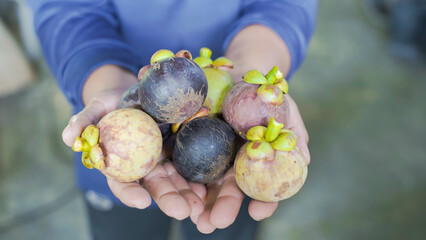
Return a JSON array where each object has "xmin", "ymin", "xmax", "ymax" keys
[{"xmin": 28, "ymin": 0, "xmax": 317, "ymax": 204}]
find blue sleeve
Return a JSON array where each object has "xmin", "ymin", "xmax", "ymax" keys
[
  {"xmin": 222, "ymin": 0, "xmax": 318, "ymax": 79},
  {"xmin": 27, "ymin": 0, "xmax": 140, "ymax": 110}
]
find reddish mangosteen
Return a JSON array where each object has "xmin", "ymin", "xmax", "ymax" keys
[
  {"xmin": 222, "ymin": 66, "xmax": 290, "ymax": 139},
  {"xmin": 172, "ymin": 111, "xmax": 237, "ymax": 183},
  {"xmin": 138, "ymin": 49, "xmax": 208, "ymax": 124},
  {"xmin": 71, "ymin": 108, "xmax": 162, "ymax": 182}
]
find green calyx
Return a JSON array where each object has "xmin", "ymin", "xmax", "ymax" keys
[
  {"xmin": 256, "ymin": 84, "xmax": 284, "ymax": 106},
  {"xmin": 175, "ymin": 50, "xmax": 192, "ymax": 60},
  {"xmin": 200, "ymin": 47, "xmax": 212, "ymax": 58},
  {"xmin": 245, "ymin": 117, "xmax": 297, "ymax": 159},
  {"xmin": 270, "ymin": 131, "xmax": 297, "ymax": 152},
  {"xmin": 246, "ymin": 141, "xmax": 275, "ymax": 161},
  {"xmin": 243, "ymin": 66, "xmax": 290, "ymax": 104},
  {"xmin": 150, "ymin": 49, "xmax": 175, "ymax": 64},
  {"xmin": 194, "ymin": 56, "xmax": 213, "ymax": 68},
  {"xmin": 193, "ymin": 47, "xmax": 233, "ymax": 70},
  {"xmin": 243, "ymin": 70, "xmax": 267, "ymax": 84},
  {"xmin": 71, "ymin": 125, "xmax": 105, "ymax": 170},
  {"xmin": 246, "ymin": 126, "xmax": 267, "ymax": 141}
]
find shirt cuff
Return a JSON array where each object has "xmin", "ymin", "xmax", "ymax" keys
[{"xmin": 58, "ymin": 39, "xmax": 140, "ymax": 109}]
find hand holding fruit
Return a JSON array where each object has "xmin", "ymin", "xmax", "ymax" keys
[
  {"xmin": 193, "ymin": 93, "xmax": 310, "ymax": 234},
  {"xmin": 62, "ymin": 45, "xmax": 310, "ymax": 234},
  {"xmin": 62, "ymin": 65, "xmax": 205, "ymax": 220},
  {"xmin": 193, "ymin": 27, "xmax": 311, "ymax": 232}
]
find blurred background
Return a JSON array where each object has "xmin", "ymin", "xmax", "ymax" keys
[{"xmin": 0, "ymin": 0, "xmax": 425, "ymax": 239}]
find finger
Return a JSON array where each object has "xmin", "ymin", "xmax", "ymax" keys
[
  {"xmin": 62, "ymin": 91, "xmax": 123, "ymax": 147},
  {"xmin": 142, "ymin": 164, "xmax": 191, "ymax": 220},
  {"xmin": 189, "ymin": 182, "xmax": 207, "ymax": 202},
  {"xmin": 196, "ymin": 183, "xmax": 221, "ymax": 234},
  {"xmin": 286, "ymin": 95, "xmax": 311, "ymax": 164},
  {"xmin": 248, "ymin": 200, "xmax": 278, "ymax": 221},
  {"xmin": 62, "ymin": 99, "xmax": 108, "ymax": 147},
  {"xmin": 188, "ymin": 182, "xmax": 207, "ymax": 224},
  {"xmin": 163, "ymin": 162, "xmax": 204, "ymax": 218},
  {"xmin": 210, "ymin": 169, "xmax": 244, "ymax": 229},
  {"xmin": 107, "ymin": 177, "xmax": 151, "ymax": 209}
]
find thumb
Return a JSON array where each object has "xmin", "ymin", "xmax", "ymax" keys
[{"xmin": 62, "ymin": 99, "xmax": 110, "ymax": 147}]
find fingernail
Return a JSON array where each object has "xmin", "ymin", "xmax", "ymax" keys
[
  {"xmin": 134, "ymin": 200, "xmax": 150, "ymax": 209},
  {"xmin": 62, "ymin": 126, "xmax": 73, "ymax": 146}
]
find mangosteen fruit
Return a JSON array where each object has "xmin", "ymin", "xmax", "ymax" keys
[
  {"xmin": 119, "ymin": 83, "xmax": 171, "ymax": 140},
  {"xmin": 119, "ymin": 82, "xmax": 141, "ymax": 109},
  {"xmin": 138, "ymin": 49, "xmax": 208, "ymax": 123},
  {"xmin": 172, "ymin": 117, "xmax": 237, "ymax": 183},
  {"xmin": 193, "ymin": 47, "xmax": 234, "ymax": 116},
  {"xmin": 72, "ymin": 108, "xmax": 162, "ymax": 182},
  {"xmin": 234, "ymin": 117, "xmax": 308, "ymax": 202},
  {"xmin": 222, "ymin": 66, "xmax": 290, "ymax": 139}
]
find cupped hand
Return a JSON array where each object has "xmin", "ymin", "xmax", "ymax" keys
[
  {"xmin": 62, "ymin": 71, "xmax": 206, "ymax": 220},
  {"xmin": 194, "ymin": 94, "xmax": 310, "ymax": 234}
]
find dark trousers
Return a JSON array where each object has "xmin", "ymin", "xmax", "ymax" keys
[{"xmin": 84, "ymin": 197, "xmax": 259, "ymax": 240}]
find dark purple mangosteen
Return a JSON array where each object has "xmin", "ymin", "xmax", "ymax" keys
[
  {"xmin": 172, "ymin": 117, "xmax": 237, "ymax": 183},
  {"xmin": 138, "ymin": 50, "xmax": 208, "ymax": 124}
]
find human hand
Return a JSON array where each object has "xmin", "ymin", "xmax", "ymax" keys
[
  {"xmin": 62, "ymin": 65, "xmax": 206, "ymax": 220},
  {"xmin": 194, "ymin": 94, "xmax": 310, "ymax": 234}
]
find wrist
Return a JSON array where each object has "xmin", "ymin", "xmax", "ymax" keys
[
  {"xmin": 224, "ymin": 25, "xmax": 291, "ymax": 83},
  {"xmin": 82, "ymin": 65, "xmax": 138, "ymax": 105}
]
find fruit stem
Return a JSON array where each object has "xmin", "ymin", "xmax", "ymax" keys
[{"xmin": 264, "ymin": 117, "xmax": 284, "ymax": 142}]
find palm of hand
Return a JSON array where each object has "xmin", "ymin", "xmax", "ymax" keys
[{"xmin": 62, "ymin": 88, "xmax": 309, "ymax": 234}]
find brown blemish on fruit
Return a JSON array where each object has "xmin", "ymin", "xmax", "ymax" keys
[
  {"xmin": 291, "ymin": 176, "xmax": 302, "ymax": 186},
  {"xmin": 156, "ymin": 86, "xmax": 206, "ymax": 123},
  {"xmin": 252, "ymin": 141, "xmax": 261, "ymax": 149},
  {"xmin": 275, "ymin": 182, "xmax": 290, "ymax": 197}
]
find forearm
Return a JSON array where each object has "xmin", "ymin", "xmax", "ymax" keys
[
  {"xmin": 29, "ymin": 1, "xmax": 140, "ymax": 109},
  {"xmin": 82, "ymin": 65, "xmax": 138, "ymax": 105},
  {"xmin": 225, "ymin": 25, "xmax": 291, "ymax": 83}
]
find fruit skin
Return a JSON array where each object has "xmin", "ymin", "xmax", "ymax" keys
[
  {"xmin": 173, "ymin": 117, "xmax": 237, "ymax": 183},
  {"xmin": 235, "ymin": 143, "xmax": 308, "ymax": 202},
  {"xmin": 222, "ymin": 82, "xmax": 290, "ymax": 139},
  {"xmin": 119, "ymin": 83, "xmax": 141, "ymax": 109},
  {"xmin": 156, "ymin": 122, "xmax": 171, "ymax": 140},
  {"xmin": 202, "ymin": 67, "xmax": 233, "ymax": 116},
  {"xmin": 119, "ymin": 83, "xmax": 171, "ymax": 139},
  {"xmin": 97, "ymin": 108, "xmax": 162, "ymax": 182},
  {"xmin": 138, "ymin": 57, "xmax": 208, "ymax": 123}
]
